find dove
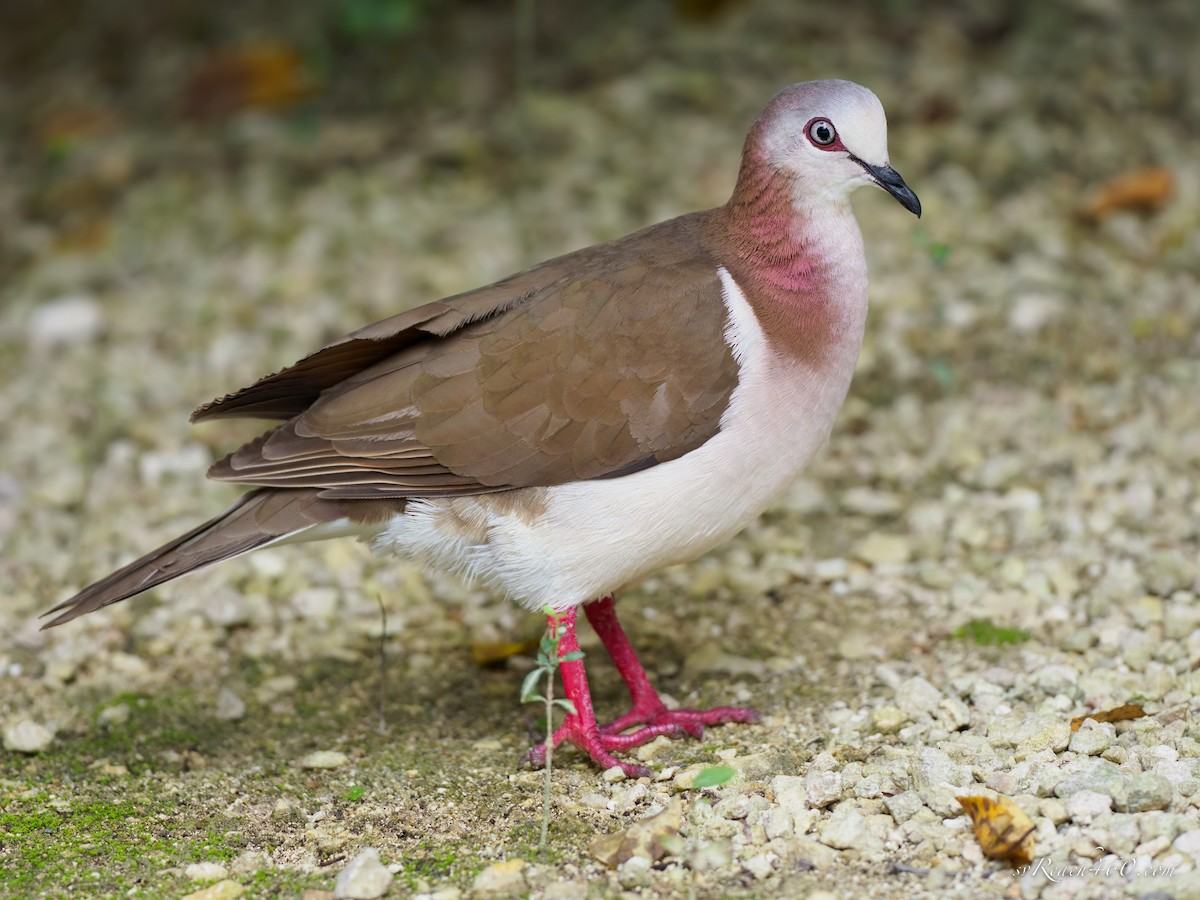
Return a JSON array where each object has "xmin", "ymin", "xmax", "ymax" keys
[{"xmin": 45, "ymin": 80, "xmax": 919, "ymax": 776}]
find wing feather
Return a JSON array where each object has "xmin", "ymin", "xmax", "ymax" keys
[{"xmin": 206, "ymin": 212, "xmax": 741, "ymax": 497}]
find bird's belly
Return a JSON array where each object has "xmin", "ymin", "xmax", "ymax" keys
[{"xmin": 374, "ymin": 349, "xmax": 859, "ymax": 609}]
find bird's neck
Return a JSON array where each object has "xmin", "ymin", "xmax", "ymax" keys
[{"xmin": 720, "ymin": 157, "xmax": 868, "ymax": 363}]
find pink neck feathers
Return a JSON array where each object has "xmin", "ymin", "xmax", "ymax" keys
[{"xmin": 719, "ymin": 144, "xmax": 864, "ymax": 359}]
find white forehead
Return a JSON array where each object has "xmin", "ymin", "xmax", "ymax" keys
[{"xmin": 757, "ymin": 79, "xmax": 890, "ymax": 166}]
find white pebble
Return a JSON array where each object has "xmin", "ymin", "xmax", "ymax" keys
[
  {"xmin": 334, "ymin": 848, "xmax": 393, "ymax": 899},
  {"xmin": 26, "ymin": 295, "xmax": 103, "ymax": 346},
  {"xmin": 2, "ymin": 719, "xmax": 55, "ymax": 753},
  {"xmin": 298, "ymin": 750, "xmax": 349, "ymax": 770},
  {"xmin": 185, "ymin": 862, "xmax": 229, "ymax": 882}
]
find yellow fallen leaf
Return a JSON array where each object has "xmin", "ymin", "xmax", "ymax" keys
[
  {"xmin": 956, "ymin": 795, "xmax": 1035, "ymax": 867},
  {"xmin": 1081, "ymin": 166, "xmax": 1173, "ymax": 221},
  {"xmin": 471, "ymin": 637, "xmax": 540, "ymax": 667},
  {"xmin": 1070, "ymin": 703, "xmax": 1147, "ymax": 732}
]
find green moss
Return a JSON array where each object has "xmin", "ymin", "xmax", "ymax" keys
[
  {"xmin": 953, "ymin": 619, "xmax": 1033, "ymax": 646},
  {"xmin": 401, "ymin": 843, "xmax": 464, "ymax": 882}
]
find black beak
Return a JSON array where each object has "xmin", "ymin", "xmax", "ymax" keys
[{"xmin": 855, "ymin": 159, "xmax": 922, "ymax": 218}]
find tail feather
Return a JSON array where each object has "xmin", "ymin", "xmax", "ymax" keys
[{"xmin": 42, "ymin": 489, "xmax": 374, "ymax": 628}]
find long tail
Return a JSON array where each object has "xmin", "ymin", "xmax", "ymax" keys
[{"xmin": 42, "ymin": 489, "xmax": 393, "ymax": 628}]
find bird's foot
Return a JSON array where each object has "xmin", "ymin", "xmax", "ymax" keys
[
  {"xmin": 524, "ymin": 703, "xmax": 760, "ymax": 777},
  {"xmin": 523, "ymin": 602, "xmax": 759, "ymax": 777},
  {"xmin": 598, "ymin": 700, "xmax": 761, "ymax": 739},
  {"xmin": 524, "ymin": 716, "xmax": 680, "ymax": 778}
]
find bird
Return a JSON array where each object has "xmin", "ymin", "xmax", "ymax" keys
[{"xmin": 44, "ymin": 79, "xmax": 920, "ymax": 777}]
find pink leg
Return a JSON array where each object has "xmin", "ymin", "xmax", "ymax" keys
[
  {"xmin": 584, "ymin": 595, "xmax": 759, "ymax": 738},
  {"xmin": 524, "ymin": 608, "xmax": 674, "ymax": 778}
]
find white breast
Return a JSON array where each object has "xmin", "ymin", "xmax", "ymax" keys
[{"xmin": 375, "ymin": 266, "xmax": 867, "ymax": 610}]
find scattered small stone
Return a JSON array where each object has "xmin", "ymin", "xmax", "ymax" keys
[
  {"xmin": 871, "ymin": 706, "xmax": 908, "ymax": 733},
  {"xmin": 2, "ymin": 719, "xmax": 55, "ymax": 753},
  {"xmin": 1012, "ymin": 715, "xmax": 1071, "ymax": 758},
  {"xmin": 314, "ymin": 825, "xmax": 350, "ymax": 856},
  {"xmin": 26, "ymin": 295, "xmax": 103, "ymax": 347},
  {"xmin": 1067, "ymin": 721, "xmax": 1113, "ymax": 756},
  {"xmin": 92, "ymin": 758, "xmax": 129, "ymax": 776},
  {"xmin": 894, "ymin": 676, "xmax": 943, "ymax": 716},
  {"xmin": 1065, "ymin": 790, "xmax": 1112, "ymax": 822},
  {"xmin": 818, "ymin": 804, "xmax": 872, "ymax": 851},
  {"xmin": 682, "ymin": 643, "xmax": 767, "ymax": 679},
  {"xmin": 98, "ymin": 704, "xmax": 132, "ymax": 728},
  {"xmin": 215, "ymin": 688, "xmax": 247, "ymax": 721},
  {"xmin": 616, "ymin": 855, "xmax": 652, "ymax": 888},
  {"xmin": 181, "ymin": 881, "xmax": 245, "ymax": 900},
  {"xmin": 911, "ymin": 747, "xmax": 972, "ymax": 814},
  {"xmin": 1054, "ymin": 759, "xmax": 1127, "ymax": 807},
  {"xmin": 883, "ymin": 791, "xmax": 925, "ymax": 824},
  {"xmin": 804, "ymin": 769, "xmax": 843, "ymax": 809},
  {"xmin": 634, "ymin": 734, "xmax": 676, "ymax": 762},
  {"xmin": 298, "ymin": 750, "xmax": 349, "ymax": 770},
  {"xmin": 602, "ymin": 765, "xmax": 626, "ymax": 783},
  {"xmin": 853, "ymin": 533, "xmax": 912, "ymax": 566},
  {"xmin": 1039, "ymin": 798, "xmax": 1069, "ymax": 825},
  {"xmin": 333, "ymin": 848, "xmax": 393, "ymax": 900},
  {"xmin": 726, "ymin": 750, "xmax": 777, "ymax": 780},
  {"xmin": 185, "ymin": 862, "xmax": 230, "ymax": 882},
  {"xmin": 786, "ymin": 838, "xmax": 838, "ymax": 870},
  {"xmin": 1124, "ymin": 773, "xmax": 1174, "ymax": 813},
  {"xmin": 270, "ymin": 798, "xmax": 306, "ymax": 825},
  {"xmin": 1173, "ymin": 829, "xmax": 1200, "ymax": 858},
  {"xmin": 590, "ymin": 798, "xmax": 683, "ymax": 867},
  {"xmin": 742, "ymin": 851, "xmax": 777, "ymax": 879},
  {"xmin": 1137, "ymin": 835, "xmax": 1172, "ymax": 859},
  {"xmin": 836, "ymin": 633, "xmax": 873, "ymax": 660},
  {"xmin": 935, "ymin": 696, "xmax": 972, "ymax": 731},
  {"xmin": 229, "ymin": 850, "xmax": 273, "ymax": 877},
  {"xmin": 470, "ymin": 859, "xmax": 526, "ymax": 896},
  {"xmin": 538, "ymin": 880, "xmax": 586, "ymax": 900},
  {"xmin": 1031, "ymin": 664, "xmax": 1079, "ymax": 696},
  {"xmin": 688, "ymin": 838, "xmax": 732, "ymax": 871},
  {"xmin": 761, "ymin": 807, "xmax": 794, "ymax": 840}
]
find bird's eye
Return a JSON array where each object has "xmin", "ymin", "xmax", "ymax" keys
[{"xmin": 808, "ymin": 119, "xmax": 836, "ymax": 147}]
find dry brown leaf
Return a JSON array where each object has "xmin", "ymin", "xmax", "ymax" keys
[
  {"xmin": 183, "ymin": 42, "xmax": 315, "ymax": 120},
  {"xmin": 53, "ymin": 219, "xmax": 112, "ymax": 254},
  {"xmin": 673, "ymin": 0, "xmax": 748, "ymax": 22},
  {"xmin": 956, "ymin": 795, "xmax": 1035, "ymax": 867},
  {"xmin": 1081, "ymin": 166, "xmax": 1173, "ymax": 221},
  {"xmin": 590, "ymin": 798, "xmax": 684, "ymax": 867},
  {"xmin": 1069, "ymin": 703, "xmax": 1147, "ymax": 732}
]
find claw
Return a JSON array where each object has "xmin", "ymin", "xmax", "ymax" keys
[{"xmin": 522, "ymin": 601, "xmax": 760, "ymax": 775}]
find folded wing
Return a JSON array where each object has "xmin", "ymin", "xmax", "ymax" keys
[{"xmin": 201, "ymin": 213, "xmax": 740, "ymax": 499}]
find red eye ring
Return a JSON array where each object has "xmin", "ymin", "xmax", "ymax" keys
[{"xmin": 807, "ymin": 117, "xmax": 837, "ymax": 147}]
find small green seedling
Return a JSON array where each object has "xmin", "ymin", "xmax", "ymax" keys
[
  {"xmin": 693, "ymin": 765, "xmax": 736, "ymax": 788},
  {"xmin": 342, "ymin": 785, "xmax": 366, "ymax": 802},
  {"xmin": 521, "ymin": 606, "xmax": 583, "ymax": 855}
]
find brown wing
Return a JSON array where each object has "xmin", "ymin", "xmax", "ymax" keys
[{"xmin": 204, "ymin": 212, "xmax": 740, "ymax": 498}]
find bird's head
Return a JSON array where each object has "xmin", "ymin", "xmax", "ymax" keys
[{"xmin": 747, "ymin": 79, "xmax": 921, "ymax": 217}]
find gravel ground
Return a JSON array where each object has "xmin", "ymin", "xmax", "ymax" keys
[{"xmin": 2, "ymin": 1, "xmax": 1199, "ymax": 898}]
